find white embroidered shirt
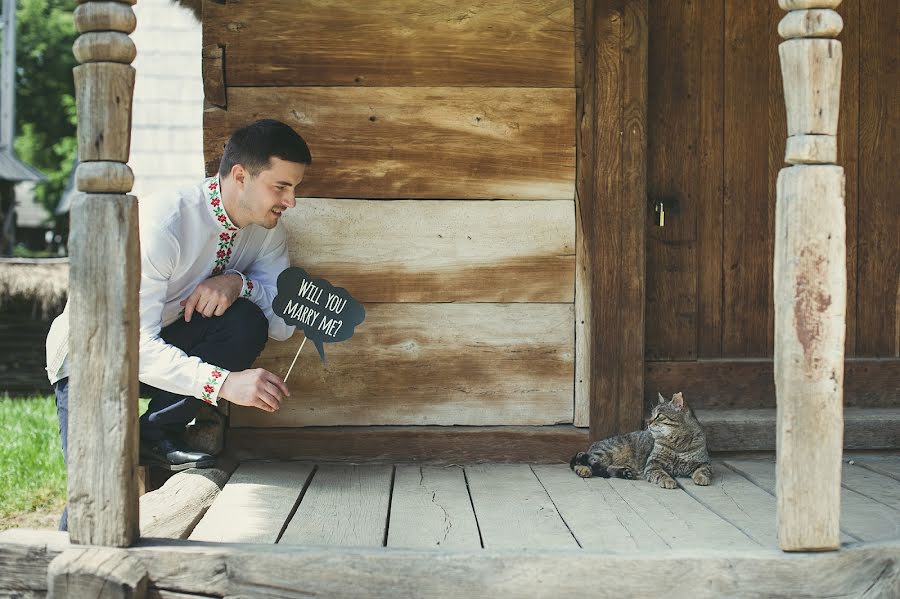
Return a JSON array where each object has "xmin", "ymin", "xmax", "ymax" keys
[{"xmin": 45, "ymin": 176, "xmax": 296, "ymax": 405}]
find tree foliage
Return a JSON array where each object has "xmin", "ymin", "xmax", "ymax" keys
[{"xmin": 10, "ymin": 0, "xmax": 77, "ymax": 216}]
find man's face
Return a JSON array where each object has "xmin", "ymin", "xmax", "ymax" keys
[{"xmin": 237, "ymin": 157, "xmax": 306, "ymax": 229}]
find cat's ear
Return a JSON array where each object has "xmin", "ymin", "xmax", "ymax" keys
[
  {"xmin": 657, "ymin": 392, "xmax": 666, "ymax": 405},
  {"xmin": 671, "ymin": 392, "xmax": 686, "ymax": 410}
]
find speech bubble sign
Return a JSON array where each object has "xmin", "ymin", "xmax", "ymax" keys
[{"xmin": 272, "ymin": 267, "xmax": 366, "ymax": 366}]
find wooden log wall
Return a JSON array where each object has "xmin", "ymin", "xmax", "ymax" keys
[
  {"xmin": 643, "ymin": 0, "xmax": 898, "ymax": 409},
  {"xmin": 202, "ymin": 1, "xmax": 582, "ymax": 428}
]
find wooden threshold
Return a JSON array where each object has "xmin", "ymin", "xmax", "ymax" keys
[
  {"xmin": 226, "ymin": 425, "xmax": 590, "ymax": 463},
  {"xmin": 646, "ymin": 358, "xmax": 900, "ymax": 409},
  {"xmin": 698, "ymin": 408, "xmax": 900, "ymax": 451},
  {"xmin": 3, "ymin": 529, "xmax": 899, "ymax": 599}
]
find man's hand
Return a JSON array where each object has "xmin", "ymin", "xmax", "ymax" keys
[
  {"xmin": 217, "ymin": 368, "xmax": 290, "ymax": 412},
  {"xmin": 181, "ymin": 273, "xmax": 242, "ymax": 322}
]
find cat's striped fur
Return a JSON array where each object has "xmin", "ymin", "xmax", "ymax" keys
[{"xmin": 570, "ymin": 392, "xmax": 712, "ymax": 488}]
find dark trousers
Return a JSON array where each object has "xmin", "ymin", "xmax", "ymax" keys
[{"xmin": 53, "ymin": 298, "xmax": 269, "ymax": 531}]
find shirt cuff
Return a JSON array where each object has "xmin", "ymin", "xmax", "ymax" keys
[
  {"xmin": 224, "ymin": 269, "xmax": 255, "ymax": 299},
  {"xmin": 199, "ymin": 364, "xmax": 230, "ymax": 406}
]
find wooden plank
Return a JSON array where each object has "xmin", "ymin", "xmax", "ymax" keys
[
  {"xmin": 722, "ymin": 0, "xmax": 773, "ymax": 357},
  {"xmin": 282, "ymin": 199, "xmax": 574, "ymax": 303},
  {"xmin": 48, "ymin": 547, "xmax": 147, "ymax": 599},
  {"xmin": 386, "ymin": 466, "xmax": 481, "ymax": 549},
  {"xmin": 580, "ymin": 0, "xmax": 646, "ymax": 435},
  {"xmin": 5, "ymin": 529, "xmax": 900, "ymax": 599},
  {"xmin": 464, "ymin": 464, "xmax": 578, "ymax": 549},
  {"xmin": 697, "ymin": 0, "xmax": 726, "ymax": 358},
  {"xmin": 726, "ymin": 459, "xmax": 900, "ymax": 542},
  {"xmin": 203, "ymin": 0, "xmax": 574, "ymax": 88},
  {"xmin": 204, "ymin": 87, "xmax": 576, "ymax": 201},
  {"xmin": 645, "ymin": 0, "xmax": 699, "ymax": 361},
  {"xmin": 836, "ymin": 0, "xmax": 859, "ymax": 355},
  {"xmin": 0, "ymin": 529, "xmax": 69, "ymax": 597},
  {"xmin": 842, "ymin": 463, "xmax": 900, "ymax": 511},
  {"xmin": 696, "ymin": 408, "xmax": 900, "ymax": 452},
  {"xmin": 856, "ymin": 0, "xmax": 900, "ymax": 357},
  {"xmin": 573, "ymin": 0, "xmax": 595, "ymax": 427},
  {"xmin": 189, "ymin": 462, "xmax": 315, "ymax": 544},
  {"xmin": 67, "ymin": 194, "xmax": 140, "ymax": 547},
  {"xmin": 675, "ymin": 463, "xmax": 778, "ymax": 548},
  {"xmin": 530, "ymin": 464, "xmax": 667, "ymax": 552},
  {"xmin": 605, "ymin": 478, "xmax": 758, "ymax": 551},
  {"xmin": 279, "ymin": 465, "xmax": 393, "ymax": 547},
  {"xmin": 645, "ymin": 358, "xmax": 900, "ymax": 409},
  {"xmin": 140, "ymin": 460, "xmax": 235, "ymax": 539},
  {"xmin": 227, "ymin": 425, "xmax": 589, "ymax": 464},
  {"xmin": 853, "ymin": 456, "xmax": 900, "ymax": 482},
  {"xmin": 234, "ymin": 304, "xmax": 574, "ymax": 427}
]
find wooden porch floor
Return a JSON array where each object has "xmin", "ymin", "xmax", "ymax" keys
[{"xmin": 187, "ymin": 455, "xmax": 900, "ymax": 551}]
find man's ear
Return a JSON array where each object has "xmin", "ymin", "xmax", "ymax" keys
[{"xmin": 230, "ymin": 164, "xmax": 247, "ymax": 189}]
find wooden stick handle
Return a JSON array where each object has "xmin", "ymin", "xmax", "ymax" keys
[{"xmin": 284, "ymin": 336, "xmax": 307, "ymax": 383}]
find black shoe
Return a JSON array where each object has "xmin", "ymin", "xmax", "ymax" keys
[{"xmin": 139, "ymin": 437, "xmax": 215, "ymax": 471}]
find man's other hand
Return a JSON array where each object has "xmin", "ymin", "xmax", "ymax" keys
[
  {"xmin": 217, "ymin": 368, "xmax": 290, "ymax": 412},
  {"xmin": 181, "ymin": 273, "xmax": 243, "ymax": 322}
]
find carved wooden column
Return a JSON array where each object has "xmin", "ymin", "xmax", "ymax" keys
[
  {"xmin": 67, "ymin": 0, "xmax": 140, "ymax": 547},
  {"xmin": 774, "ymin": 0, "xmax": 845, "ymax": 552}
]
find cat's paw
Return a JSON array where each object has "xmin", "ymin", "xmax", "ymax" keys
[
  {"xmin": 692, "ymin": 469, "xmax": 712, "ymax": 486},
  {"xmin": 573, "ymin": 465, "xmax": 592, "ymax": 478},
  {"xmin": 608, "ymin": 466, "xmax": 635, "ymax": 479},
  {"xmin": 658, "ymin": 476, "xmax": 677, "ymax": 489}
]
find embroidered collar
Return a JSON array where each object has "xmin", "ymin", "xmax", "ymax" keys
[{"xmin": 205, "ymin": 176, "xmax": 239, "ymax": 232}]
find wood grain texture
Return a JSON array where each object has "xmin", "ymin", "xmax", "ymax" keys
[
  {"xmin": 723, "ymin": 0, "xmax": 774, "ymax": 357},
  {"xmin": 644, "ymin": 358, "xmax": 900, "ymax": 409},
  {"xmin": 0, "ymin": 529, "xmax": 69, "ymax": 597},
  {"xmin": 727, "ymin": 459, "xmax": 900, "ymax": 543},
  {"xmin": 282, "ymin": 199, "xmax": 574, "ymax": 303},
  {"xmin": 841, "ymin": 463, "xmax": 900, "ymax": 511},
  {"xmin": 386, "ymin": 466, "xmax": 481, "ymax": 549},
  {"xmin": 204, "ymin": 87, "xmax": 576, "ymax": 200},
  {"xmin": 530, "ymin": 464, "xmax": 667, "ymax": 552},
  {"xmin": 201, "ymin": 45, "xmax": 226, "ymax": 109},
  {"xmin": 233, "ymin": 304, "xmax": 574, "ymax": 427},
  {"xmin": 698, "ymin": 0, "xmax": 726, "ymax": 358},
  {"xmin": 74, "ymin": 63, "xmax": 135, "ymax": 164},
  {"xmin": 189, "ymin": 462, "xmax": 315, "ymax": 544},
  {"xmin": 140, "ymin": 462, "xmax": 235, "ymax": 540},
  {"xmin": 836, "ymin": 0, "xmax": 859, "ymax": 354},
  {"xmin": 278, "ymin": 465, "xmax": 393, "ymax": 547},
  {"xmin": 774, "ymin": 166, "xmax": 846, "ymax": 551},
  {"xmin": 676, "ymin": 463, "xmax": 778, "ymax": 548},
  {"xmin": 464, "ymin": 464, "xmax": 578, "ymax": 549},
  {"xmin": 576, "ymin": 0, "xmax": 647, "ymax": 434},
  {"xmin": 696, "ymin": 408, "xmax": 900, "ymax": 452},
  {"xmin": 856, "ymin": 0, "xmax": 900, "ymax": 357},
  {"xmin": 67, "ymin": 194, "xmax": 140, "ymax": 547},
  {"xmin": 604, "ymin": 477, "xmax": 758, "ymax": 551},
  {"xmin": 645, "ymin": 0, "xmax": 700, "ymax": 360},
  {"xmin": 128, "ymin": 539, "xmax": 900, "ymax": 599},
  {"xmin": 202, "ymin": 0, "xmax": 574, "ymax": 87},
  {"xmin": 48, "ymin": 546, "xmax": 147, "ymax": 599},
  {"xmin": 226, "ymin": 425, "xmax": 589, "ymax": 464}
]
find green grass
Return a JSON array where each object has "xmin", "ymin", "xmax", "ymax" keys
[
  {"xmin": 0, "ymin": 394, "xmax": 150, "ymax": 531},
  {"xmin": 0, "ymin": 395, "xmax": 66, "ymax": 528}
]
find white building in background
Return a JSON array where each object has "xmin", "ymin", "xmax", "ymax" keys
[
  {"xmin": 128, "ymin": 0, "xmax": 204, "ymax": 199},
  {"xmin": 58, "ymin": 0, "xmax": 204, "ymax": 219}
]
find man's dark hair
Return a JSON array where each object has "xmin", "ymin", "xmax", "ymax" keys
[{"xmin": 218, "ymin": 119, "xmax": 312, "ymax": 178}]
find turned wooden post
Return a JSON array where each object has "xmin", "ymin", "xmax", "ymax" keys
[
  {"xmin": 774, "ymin": 0, "xmax": 845, "ymax": 552},
  {"xmin": 66, "ymin": 0, "xmax": 140, "ymax": 547}
]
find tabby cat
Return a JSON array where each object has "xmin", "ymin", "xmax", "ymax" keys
[{"xmin": 569, "ymin": 392, "xmax": 712, "ymax": 489}]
